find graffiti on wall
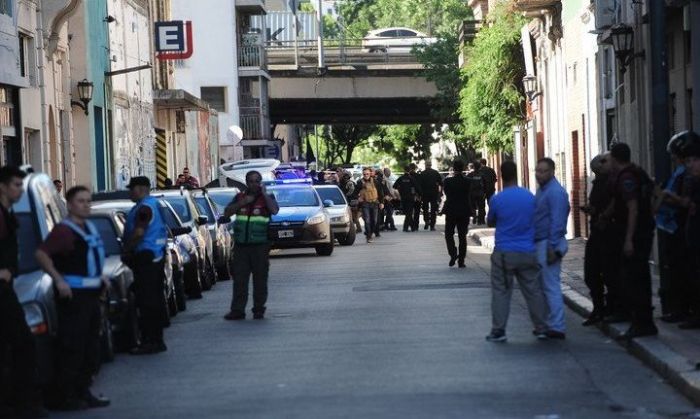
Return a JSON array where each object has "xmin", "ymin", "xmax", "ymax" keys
[{"xmin": 114, "ymin": 102, "xmax": 156, "ymax": 189}]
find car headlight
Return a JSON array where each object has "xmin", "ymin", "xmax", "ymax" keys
[
  {"xmin": 306, "ymin": 213, "xmax": 327, "ymax": 225},
  {"xmin": 22, "ymin": 303, "xmax": 47, "ymax": 334},
  {"xmin": 331, "ymin": 215, "xmax": 349, "ymax": 223}
]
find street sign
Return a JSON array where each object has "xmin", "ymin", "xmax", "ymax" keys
[
  {"xmin": 155, "ymin": 21, "xmax": 194, "ymax": 60},
  {"xmin": 263, "ymin": 145, "xmax": 280, "ymax": 159}
]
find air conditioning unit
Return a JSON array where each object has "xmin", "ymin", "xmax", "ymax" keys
[{"xmin": 594, "ymin": 0, "xmax": 617, "ymax": 30}]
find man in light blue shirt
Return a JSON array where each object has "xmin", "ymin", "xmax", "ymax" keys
[
  {"xmin": 534, "ymin": 158, "xmax": 571, "ymax": 339},
  {"xmin": 485, "ymin": 161, "xmax": 548, "ymax": 342}
]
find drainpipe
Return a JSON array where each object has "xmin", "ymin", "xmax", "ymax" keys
[{"xmin": 35, "ymin": 5, "xmax": 49, "ymax": 174}]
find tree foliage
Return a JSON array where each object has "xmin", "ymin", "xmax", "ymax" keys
[
  {"xmin": 459, "ymin": 1, "xmax": 526, "ymax": 152},
  {"xmin": 321, "ymin": 124, "xmax": 381, "ymax": 165},
  {"xmin": 377, "ymin": 124, "xmax": 435, "ymax": 168}
]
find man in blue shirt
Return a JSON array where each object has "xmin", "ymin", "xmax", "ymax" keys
[
  {"xmin": 485, "ymin": 161, "xmax": 548, "ymax": 342},
  {"xmin": 534, "ymin": 158, "xmax": 571, "ymax": 339}
]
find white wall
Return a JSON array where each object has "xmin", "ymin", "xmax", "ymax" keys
[
  {"xmin": 171, "ymin": 0, "xmax": 242, "ymax": 162},
  {"xmin": 108, "ymin": 0, "xmax": 156, "ymax": 189}
]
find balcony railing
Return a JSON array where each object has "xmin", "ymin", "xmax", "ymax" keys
[
  {"xmin": 240, "ymin": 112, "xmax": 269, "ymax": 140},
  {"xmin": 238, "ymin": 45, "xmax": 267, "ymax": 69}
]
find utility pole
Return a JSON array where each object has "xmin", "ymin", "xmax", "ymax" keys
[
  {"xmin": 650, "ymin": 0, "xmax": 670, "ymax": 180},
  {"xmin": 316, "ymin": 0, "xmax": 325, "ymax": 69}
]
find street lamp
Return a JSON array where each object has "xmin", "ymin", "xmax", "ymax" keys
[
  {"xmin": 610, "ymin": 24, "xmax": 644, "ymax": 74},
  {"xmin": 522, "ymin": 74, "xmax": 541, "ymax": 102},
  {"xmin": 71, "ymin": 79, "xmax": 94, "ymax": 115}
]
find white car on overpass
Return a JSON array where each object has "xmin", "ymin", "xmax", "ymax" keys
[{"xmin": 362, "ymin": 27, "xmax": 437, "ymax": 53}]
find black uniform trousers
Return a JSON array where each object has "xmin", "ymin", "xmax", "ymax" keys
[
  {"xmin": 383, "ymin": 201, "xmax": 395, "ymax": 229},
  {"xmin": 55, "ymin": 289, "xmax": 101, "ymax": 401},
  {"xmin": 444, "ymin": 215, "xmax": 469, "ymax": 262},
  {"xmin": 619, "ymin": 234, "xmax": 655, "ymax": 325},
  {"xmin": 471, "ymin": 195, "xmax": 486, "ymax": 224},
  {"xmin": 132, "ymin": 251, "xmax": 167, "ymax": 344},
  {"xmin": 411, "ymin": 199, "xmax": 421, "ymax": 231},
  {"xmin": 0, "ymin": 282, "xmax": 38, "ymax": 409},
  {"xmin": 584, "ymin": 228, "xmax": 622, "ymax": 315},
  {"xmin": 422, "ymin": 196, "xmax": 439, "ymax": 228},
  {"xmin": 231, "ymin": 244, "xmax": 270, "ymax": 316},
  {"xmin": 658, "ymin": 230, "xmax": 692, "ymax": 316},
  {"xmin": 401, "ymin": 200, "xmax": 415, "ymax": 231}
]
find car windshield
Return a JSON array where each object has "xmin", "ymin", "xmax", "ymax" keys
[
  {"xmin": 269, "ymin": 187, "xmax": 319, "ymax": 207},
  {"xmin": 315, "ymin": 187, "xmax": 345, "ymax": 205},
  {"xmin": 158, "ymin": 205, "xmax": 182, "ymax": 229},
  {"xmin": 90, "ymin": 217, "xmax": 121, "ymax": 257},
  {"xmin": 16, "ymin": 213, "xmax": 41, "ymax": 274},
  {"xmin": 194, "ymin": 197, "xmax": 216, "ymax": 225},
  {"xmin": 163, "ymin": 197, "xmax": 191, "ymax": 222},
  {"xmin": 208, "ymin": 193, "xmax": 236, "ymax": 213}
]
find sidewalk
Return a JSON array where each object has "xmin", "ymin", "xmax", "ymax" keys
[{"xmin": 469, "ymin": 227, "xmax": 700, "ymax": 406}]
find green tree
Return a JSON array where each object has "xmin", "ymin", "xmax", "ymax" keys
[
  {"xmin": 459, "ymin": 1, "xmax": 526, "ymax": 152},
  {"xmin": 378, "ymin": 124, "xmax": 436, "ymax": 168},
  {"xmin": 321, "ymin": 124, "xmax": 381, "ymax": 165}
]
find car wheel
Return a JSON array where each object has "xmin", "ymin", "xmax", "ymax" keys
[
  {"xmin": 114, "ymin": 291, "xmax": 140, "ymax": 352},
  {"xmin": 173, "ymin": 268, "xmax": 187, "ymax": 311},
  {"xmin": 201, "ymin": 256, "xmax": 214, "ymax": 291},
  {"xmin": 315, "ymin": 236, "xmax": 334, "ymax": 256},
  {"xmin": 162, "ymin": 288, "xmax": 171, "ymax": 328},
  {"xmin": 338, "ymin": 225, "xmax": 356, "ymax": 246},
  {"xmin": 184, "ymin": 259, "xmax": 203, "ymax": 298},
  {"xmin": 100, "ymin": 307, "xmax": 115, "ymax": 363}
]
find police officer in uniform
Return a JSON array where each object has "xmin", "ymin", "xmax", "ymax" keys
[
  {"xmin": 408, "ymin": 164, "xmax": 422, "ymax": 231},
  {"xmin": 418, "ymin": 162, "xmax": 443, "ymax": 231},
  {"xmin": 123, "ymin": 176, "xmax": 169, "ymax": 354},
  {"xmin": 0, "ymin": 166, "xmax": 46, "ymax": 418},
  {"xmin": 442, "ymin": 159, "xmax": 471, "ymax": 267},
  {"xmin": 223, "ymin": 170, "xmax": 279, "ymax": 320},
  {"xmin": 393, "ymin": 166, "xmax": 422, "ymax": 232},
  {"xmin": 35, "ymin": 186, "xmax": 110, "ymax": 410},
  {"xmin": 607, "ymin": 143, "xmax": 658, "ymax": 338}
]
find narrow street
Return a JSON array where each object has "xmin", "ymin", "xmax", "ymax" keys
[{"xmin": 55, "ymin": 218, "xmax": 693, "ymax": 419}]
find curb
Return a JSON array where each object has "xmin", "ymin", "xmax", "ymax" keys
[{"xmin": 468, "ymin": 230, "xmax": 700, "ymax": 406}]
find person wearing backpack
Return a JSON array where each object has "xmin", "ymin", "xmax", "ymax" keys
[{"xmin": 607, "ymin": 143, "xmax": 658, "ymax": 339}]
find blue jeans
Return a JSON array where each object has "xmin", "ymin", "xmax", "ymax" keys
[
  {"xmin": 536, "ymin": 240, "xmax": 566, "ymax": 332},
  {"xmin": 361, "ymin": 203, "xmax": 379, "ymax": 238}
]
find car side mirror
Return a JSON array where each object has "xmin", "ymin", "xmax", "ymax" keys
[
  {"xmin": 171, "ymin": 226, "xmax": 193, "ymax": 236},
  {"xmin": 197, "ymin": 215, "xmax": 208, "ymax": 225},
  {"xmin": 323, "ymin": 199, "xmax": 334, "ymax": 208}
]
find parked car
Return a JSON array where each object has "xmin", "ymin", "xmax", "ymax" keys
[
  {"xmin": 155, "ymin": 189, "xmax": 218, "ymax": 290},
  {"xmin": 85, "ymin": 210, "xmax": 140, "ymax": 359},
  {"xmin": 314, "ymin": 185, "xmax": 356, "ymax": 246},
  {"xmin": 206, "ymin": 187, "xmax": 241, "ymax": 217},
  {"xmin": 11, "ymin": 173, "xmax": 64, "ymax": 385},
  {"xmin": 265, "ymin": 179, "xmax": 334, "ymax": 256},
  {"xmin": 362, "ymin": 27, "xmax": 436, "ymax": 53},
  {"xmin": 91, "ymin": 198, "xmax": 195, "ymax": 304},
  {"xmin": 218, "ymin": 159, "xmax": 278, "ymax": 190},
  {"xmin": 191, "ymin": 190, "xmax": 232, "ymax": 281}
]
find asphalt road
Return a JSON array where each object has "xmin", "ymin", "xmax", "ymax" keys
[{"xmin": 56, "ymin": 218, "xmax": 696, "ymax": 419}]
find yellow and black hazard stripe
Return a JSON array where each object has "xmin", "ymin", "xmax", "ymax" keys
[{"xmin": 155, "ymin": 129, "xmax": 168, "ymax": 188}]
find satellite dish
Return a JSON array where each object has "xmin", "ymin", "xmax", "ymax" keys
[{"xmin": 226, "ymin": 125, "xmax": 244, "ymax": 144}]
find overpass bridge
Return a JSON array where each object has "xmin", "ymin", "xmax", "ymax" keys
[{"xmin": 266, "ymin": 41, "xmax": 441, "ymax": 125}]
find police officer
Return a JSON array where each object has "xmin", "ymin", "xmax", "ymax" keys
[
  {"xmin": 408, "ymin": 164, "xmax": 422, "ymax": 231},
  {"xmin": 393, "ymin": 166, "xmax": 422, "ymax": 232},
  {"xmin": 442, "ymin": 159, "xmax": 471, "ymax": 267},
  {"xmin": 418, "ymin": 161, "xmax": 443, "ymax": 231},
  {"xmin": 656, "ymin": 131, "xmax": 694, "ymax": 323},
  {"xmin": 468, "ymin": 161, "xmax": 487, "ymax": 225},
  {"xmin": 123, "ymin": 176, "xmax": 169, "ymax": 354},
  {"xmin": 0, "ymin": 166, "xmax": 46, "ymax": 418},
  {"xmin": 581, "ymin": 154, "xmax": 621, "ymax": 325},
  {"xmin": 35, "ymin": 185, "xmax": 110, "ymax": 410},
  {"xmin": 678, "ymin": 133, "xmax": 700, "ymax": 329},
  {"xmin": 223, "ymin": 170, "xmax": 279, "ymax": 320},
  {"xmin": 607, "ymin": 143, "xmax": 657, "ymax": 339}
]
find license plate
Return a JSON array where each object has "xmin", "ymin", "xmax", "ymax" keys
[{"xmin": 278, "ymin": 230, "xmax": 294, "ymax": 238}]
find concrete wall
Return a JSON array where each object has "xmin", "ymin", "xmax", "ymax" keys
[
  {"xmin": 172, "ymin": 0, "xmax": 241, "ymax": 163},
  {"xmin": 269, "ymin": 76, "xmax": 438, "ymax": 99}
]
